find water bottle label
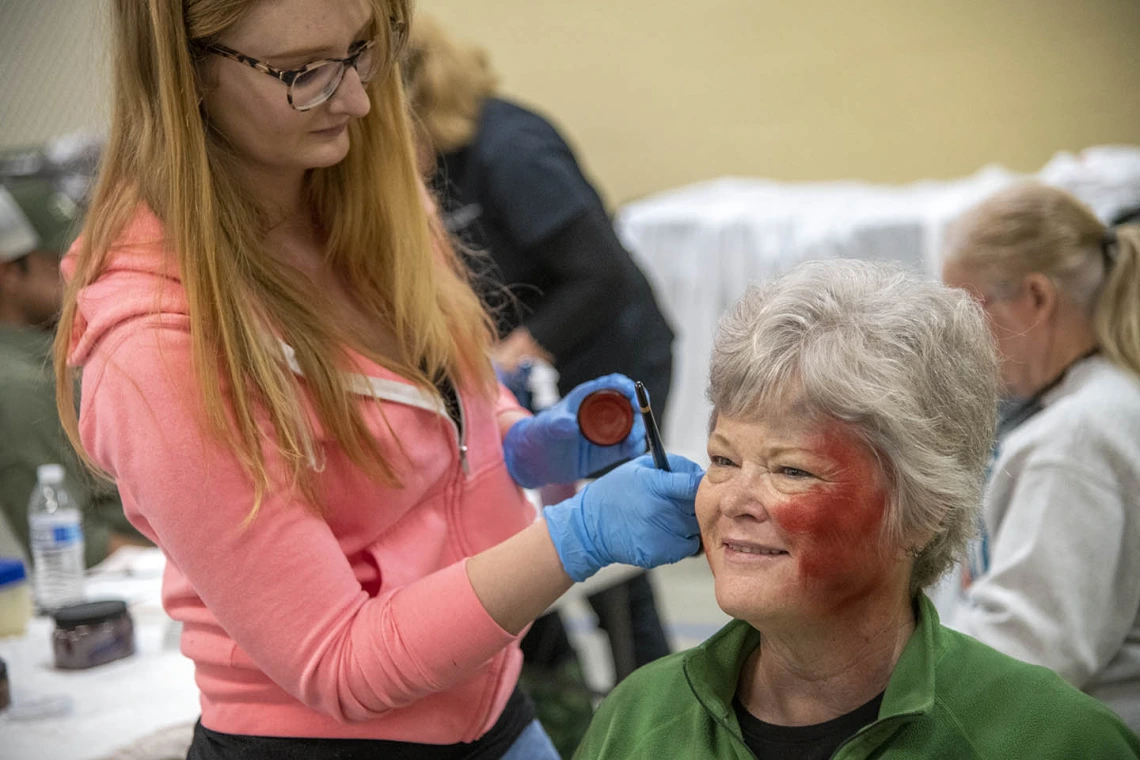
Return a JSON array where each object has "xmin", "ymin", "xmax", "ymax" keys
[
  {"xmin": 31, "ymin": 520, "xmax": 84, "ymax": 548},
  {"xmin": 53, "ymin": 524, "xmax": 83, "ymax": 544}
]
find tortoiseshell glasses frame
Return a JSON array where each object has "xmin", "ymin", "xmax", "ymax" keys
[{"xmin": 201, "ymin": 19, "xmax": 407, "ymax": 111}]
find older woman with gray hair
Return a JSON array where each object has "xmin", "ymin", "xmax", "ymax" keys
[{"xmin": 575, "ymin": 260, "xmax": 1139, "ymax": 759}]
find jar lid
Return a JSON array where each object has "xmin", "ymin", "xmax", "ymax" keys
[
  {"xmin": 53, "ymin": 600, "xmax": 130, "ymax": 630},
  {"xmin": 0, "ymin": 558, "xmax": 26, "ymax": 587},
  {"xmin": 577, "ymin": 389, "xmax": 635, "ymax": 447}
]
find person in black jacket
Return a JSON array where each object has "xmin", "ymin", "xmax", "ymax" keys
[
  {"xmin": 406, "ymin": 22, "xmax": 673, "ymax": 407},
  {"xmin": 405, "ymin": 14, "xmax": 677, "ymax": 757}
]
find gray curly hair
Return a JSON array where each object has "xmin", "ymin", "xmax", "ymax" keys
[{"xmin": 707, "ymin": 260, "xmax": 999, "ymax": 592}]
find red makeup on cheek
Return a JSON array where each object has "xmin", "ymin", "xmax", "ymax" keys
[{"xmin": 769, "ymin": 427, "xmax": 888, "ymax": 594}]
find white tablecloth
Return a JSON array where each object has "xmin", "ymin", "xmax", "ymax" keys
[
  {"xmin": 0, "ymin": 535, "xmax": 637, "ymax": 759},
  {"xmin": 0, "ymin": 549, "xmax": 199, "ymax": 760},
  {"xmin": 616, "ymin": 146, "xmax": 1140, "ymax": 462}
]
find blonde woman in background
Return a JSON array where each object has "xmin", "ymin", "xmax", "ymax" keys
[
  {"xmin": 942, "ymin": 183, "xmax": 1140, "ymax": 733},
  {"xmin": 404, "ymin": 14, "xmax": 674, "ymax": 443},
  {"xmin": 54, "ymin": 1, "xmax": 705, "ymax": 758}
]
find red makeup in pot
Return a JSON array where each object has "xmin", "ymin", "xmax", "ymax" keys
[{"xmin": 577, "ymin": 389, "xmax": 634, "ymax": 446}]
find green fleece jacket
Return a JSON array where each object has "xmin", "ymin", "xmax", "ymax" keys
[
  {"xmin": 0, "ymin": 325, "xmax": 145, "ymax": 566},
  {"xmin": 575, "ymin": 596, "xmax": 1140, "ymax": 759}
]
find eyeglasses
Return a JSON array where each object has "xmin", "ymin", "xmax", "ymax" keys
[{"xmin": 203, "ymin": 20, "xmax": 407, "ymax": 111}]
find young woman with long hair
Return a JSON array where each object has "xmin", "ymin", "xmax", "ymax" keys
[{"xmin": 54, "ymin": 2, "xmax": 703, "ymax": 757}]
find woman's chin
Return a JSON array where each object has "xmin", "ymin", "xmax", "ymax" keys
[
  {"xmin": 714, "ymin": 580, "xmax": 778, "ymax": 624},
  {"xmin": 302, "ymin": 138, "xmax": 352, "ymax": 170}
]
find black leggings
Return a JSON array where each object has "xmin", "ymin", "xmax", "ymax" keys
[{"xmin": 186, "ymin": 689, "xmax": 534, "ymax": 760}]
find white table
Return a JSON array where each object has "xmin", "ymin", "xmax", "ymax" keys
[
  {"xmin": 0, "ymin": 549, "xmax": 199, "ymax": 760},
  {"xmin": 0, "ymin": 534, "xmax": 643, "ymax": 759}
]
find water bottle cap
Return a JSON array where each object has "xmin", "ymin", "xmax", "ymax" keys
[
  {"xmin": 36, "ymin": 463, "xmax": 65, "ymax": 484},
  {"xmin": 528, "ymin": 360, "xmax": 561, "ymax": 411},
  {"xmin": 0, "ymin": 558, "xmax": 27, "ymax": 587}
]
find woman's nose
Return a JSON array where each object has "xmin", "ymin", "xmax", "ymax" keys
[
  {"xmin": 327, "ymin": 66, "xmax": 371, "ymax": 118},
  {"xmin": 719, "ymin": 468, "xmax": 770, "ymax": 522}
]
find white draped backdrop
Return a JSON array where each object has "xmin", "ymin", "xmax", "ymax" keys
[{"xmin": 616, "ymin": 146, "xmax": 1140, "ymax": 463}]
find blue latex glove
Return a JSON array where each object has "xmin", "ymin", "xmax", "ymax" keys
[
  {"xmin": 502, "ymin": 374, "xmax": 647, "ymax": 488},
  {"xmin": 543, "ymin": 454, "xmax": 704, "ymax": 582}
]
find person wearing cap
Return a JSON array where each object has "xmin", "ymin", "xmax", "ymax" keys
[{"xmin": 0, "ymin": 177, "xmax": 148, "ymax": 567}]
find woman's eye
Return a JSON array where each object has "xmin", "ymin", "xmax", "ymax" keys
[
  {"xmin": 778, "ymin": 466, "xmax": 813, "ymax": 479},
  {"xmin": 709, "ymin": 455, "xmax": 736, "ymax": 467},
  {"xmin": 294, "ymin": 67, "xmax": 323, "ymax": 87}
]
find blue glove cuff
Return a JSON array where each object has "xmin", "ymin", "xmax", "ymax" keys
[
  {"xmin": 503, "ymin": 417, "xmax": 541, "ymax": 489},
  {"xmin": 543, "ymin": 497, "xmax": 603, "ymax": 582}
]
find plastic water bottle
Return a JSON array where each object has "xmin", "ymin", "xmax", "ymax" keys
[
  {"xmin": 27, "ymin": 464, "xmax": 85, "ymax": 612},
  {"xmin": 527, "ymin": 360, "xmax": 561, "ymax": 413}
]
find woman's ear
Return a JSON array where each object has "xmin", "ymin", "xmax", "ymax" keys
[{"xmin": 1022, "ymin": 272, "xmax": 1058, "ymax": 321}]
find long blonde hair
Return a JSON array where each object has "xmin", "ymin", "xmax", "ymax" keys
[
  {"xmin": 945, "ymin": 182, "xmax": 1140, "ymax": 378},
  {"xmin": 403, "ymin": 13, "xmax": 499, "ymax": 153},
  {"xmin": 55, "ymin": 0, "xmax": 496, "ymax": 513}
]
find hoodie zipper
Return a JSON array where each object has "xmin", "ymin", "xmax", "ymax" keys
[
  {"xmin": 455, "ymin": 397, "xmax": 469, "ymax": 476},
  {"xmin": 441, "ymin": 384, "xmax": 469, "ymax": 477}
]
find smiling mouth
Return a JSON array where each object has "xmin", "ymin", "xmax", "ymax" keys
[{"xmin": 724, "ymin": 542, "xmax": 788, "ymax": 557}]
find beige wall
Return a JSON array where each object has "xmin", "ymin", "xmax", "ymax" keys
[
  {"xmin": 423, "ymin": 0, "xmax": 1140, "ymax": 205},
  {"xmin": 3, "ymin": 2, "xmax": 1138, "ymax": 207},
  {"xmin": 0, "ymin": 1, "xmax": 110, "ymax": 150}
]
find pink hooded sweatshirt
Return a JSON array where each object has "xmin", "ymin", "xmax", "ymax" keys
[{"xmin": 64, "ymin": 206, "xmax": 536, "ymax": 742}]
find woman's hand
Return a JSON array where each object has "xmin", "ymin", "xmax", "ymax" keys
[
  {"xmin": 543, "ymin": 454, "xmax": 704, "ymax": 581},
  {"xmin": 502, "ymin": 374, "xmax": 647, "ymax": 487}
]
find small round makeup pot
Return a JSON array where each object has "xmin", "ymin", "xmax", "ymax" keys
[
  {"xmin": 52, "ymin": 600, "xmax": 136, "ymax": 670},
  {"xmin": 0, "ymin": 657, "xmax": 9, "ymax": 712},
  {"xmin": 577, "ymin": 389, "xmax": 635, "ymax": 446}
]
